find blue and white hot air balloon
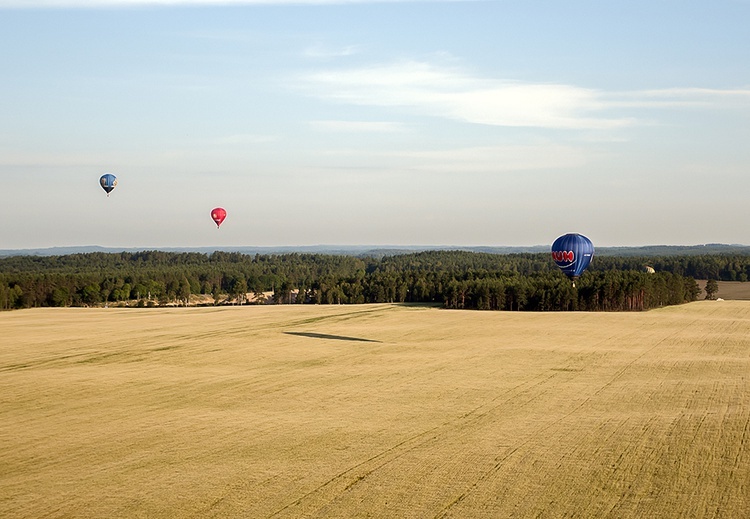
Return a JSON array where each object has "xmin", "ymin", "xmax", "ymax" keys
[
  {"xmin": 99, "ymin": 173, "xmax": 117, "ymax": 197},
  {"xmin": 551, "ymin": 233, "xmax": 594, "ymax": 286}
]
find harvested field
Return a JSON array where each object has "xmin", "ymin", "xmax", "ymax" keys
[
  {"xmin": 696, "ymin": 280, "xmax": 750, "ymax": 300},
  {"xmin": 1, "ymin": 302, "xmax": 749, "ymax": 518}
]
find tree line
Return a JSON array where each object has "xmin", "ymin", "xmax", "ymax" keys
[{"xmin": 0, "ymin": 249, "xmax": 728, "ymax": 311}]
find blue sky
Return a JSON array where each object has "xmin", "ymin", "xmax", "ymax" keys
[{"xmin": 1, "ymin": 0, "xmax": 749, "ymax": 249}]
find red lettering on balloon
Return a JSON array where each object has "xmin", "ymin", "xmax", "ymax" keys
[{"xmin": 552, "ymin": 251, "xmax": 575, "ymax": 263}]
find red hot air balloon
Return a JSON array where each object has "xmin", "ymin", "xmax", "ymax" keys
[{"xmin": 211, "ymin": 207, "xmax": 227, "ymax": 228}]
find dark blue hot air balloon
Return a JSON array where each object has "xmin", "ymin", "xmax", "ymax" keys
[
  {"xmin": 551, "ymin": 233, "xmax": 594, "ymax": 285},
  {"xmin": 99, "ymin": 173, "xmax": 117, "ymax": 197}
]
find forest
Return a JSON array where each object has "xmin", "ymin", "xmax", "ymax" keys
[{"xmin": 2, "ymin": 249, "xmax": 747, "ymax": 312}]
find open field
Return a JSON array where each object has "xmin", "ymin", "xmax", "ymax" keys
[
  {"xmin": 1, "ymin": 303, "xmax": 749, "ymax": 518},
  {"xmin": 696, "ymin": 280, "xmax": 750, "ymax": 300}
]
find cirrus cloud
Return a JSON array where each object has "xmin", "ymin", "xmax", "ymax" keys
[
  {"xmin": 301, "ymin": 61, "xmax": 750, "ymax": 129},
  {"xmin": 0, "ymin": 0, "xmax": 460, "ymax": 6},
  {"xmin": 309, "ymin": 120, "xmax": 406, "ymax": 133},
  {"xmin": 302, "ymin": 61, "xmax": 635, "ymax": 130}
]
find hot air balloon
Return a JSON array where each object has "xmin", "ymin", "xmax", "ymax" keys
[
  {"xmin": 99, "ymin": 173, "xmax": 117, "ymax": 197},
  {"xmin": 211, "ymin": 207, "xmax": 227, "ymax": 228},
  {"xmin": 551, "ymin": 233, "xmax": 594, "ymax": 286}
]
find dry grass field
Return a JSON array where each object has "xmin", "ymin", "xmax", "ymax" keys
[
  {"xmin": 696, "ymin": 280, "xmax": 750, "ymax": 300},
  {"xmin": 1, "ymin": 302, "xmax": 749, "ymax": 518}
]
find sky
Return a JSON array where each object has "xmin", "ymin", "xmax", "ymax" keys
[{"xmin": 1, "ymin": 0, "xmax": 749, "ymax": 249}]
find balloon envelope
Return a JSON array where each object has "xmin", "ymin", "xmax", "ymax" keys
[
  {"xmin": 211, "ymin": 207, "xmax": 227, "ymax": 228},
  {"xmin": 99, "ymin": 173, "xmax": 117, "ymax": 195},
  {"xmin": 551, "ymin": 233, "xmax": 594, "ymax": 281}
]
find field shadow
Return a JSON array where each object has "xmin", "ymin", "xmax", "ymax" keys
[{"xmin": 284, "ymin": 332, "xmax": 382, "ymax": 343}]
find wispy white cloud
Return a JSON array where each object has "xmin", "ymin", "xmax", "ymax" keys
[
  {"xmin": 302, "ymin": 61, "xmax": 634, "ymax": 130},
  {"xmin": 309, "ymin": 120, "xmax": 405, "ymax": 133},
  {"xmin": 318, "ymin": 143, "xmax": 591, "ymax": 173},
  {"xmin": 0, "ymin": 151, "xmax": 107, "ymax": 167},
  {"xmin": 301, "ymin": 61, "xmax": 750, "ymax": 129},
  {"xmin": 303, "ymin": 44, "xmax": 362, "ymax": 60},
  {"xmin": 214, "ymin": 133, "xmax": 279, "ymax": 145},
  {"xmin": 0, "ymin": 0, "xmax": 457, "ymax": 6},
  {"xmin": 606, "ymin": 87, "xmax": 750, "ymax": 108},
  {"xmin": 628, "ymin": 87, "xmax": 750, "ymax": 99},
  {"xmin": 391, "ymin": 144, "xmax": 591, "ymax": 172}
]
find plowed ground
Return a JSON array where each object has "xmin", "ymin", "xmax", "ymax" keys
[{"xmin": 1, "ymin": 302, "xmax": 748, "ymax": 518}]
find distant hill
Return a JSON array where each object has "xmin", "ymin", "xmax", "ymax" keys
[
  {"xmin": 594, "ymin": 244, "xmax": 750, "ymax": 257},
  {"xmin": 1, "ymin": 243, "xmax": 749, "ymax": 258},
  {"xmin": 0, "ymin": 245, "xmax": 549, "ymax": 258}
]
